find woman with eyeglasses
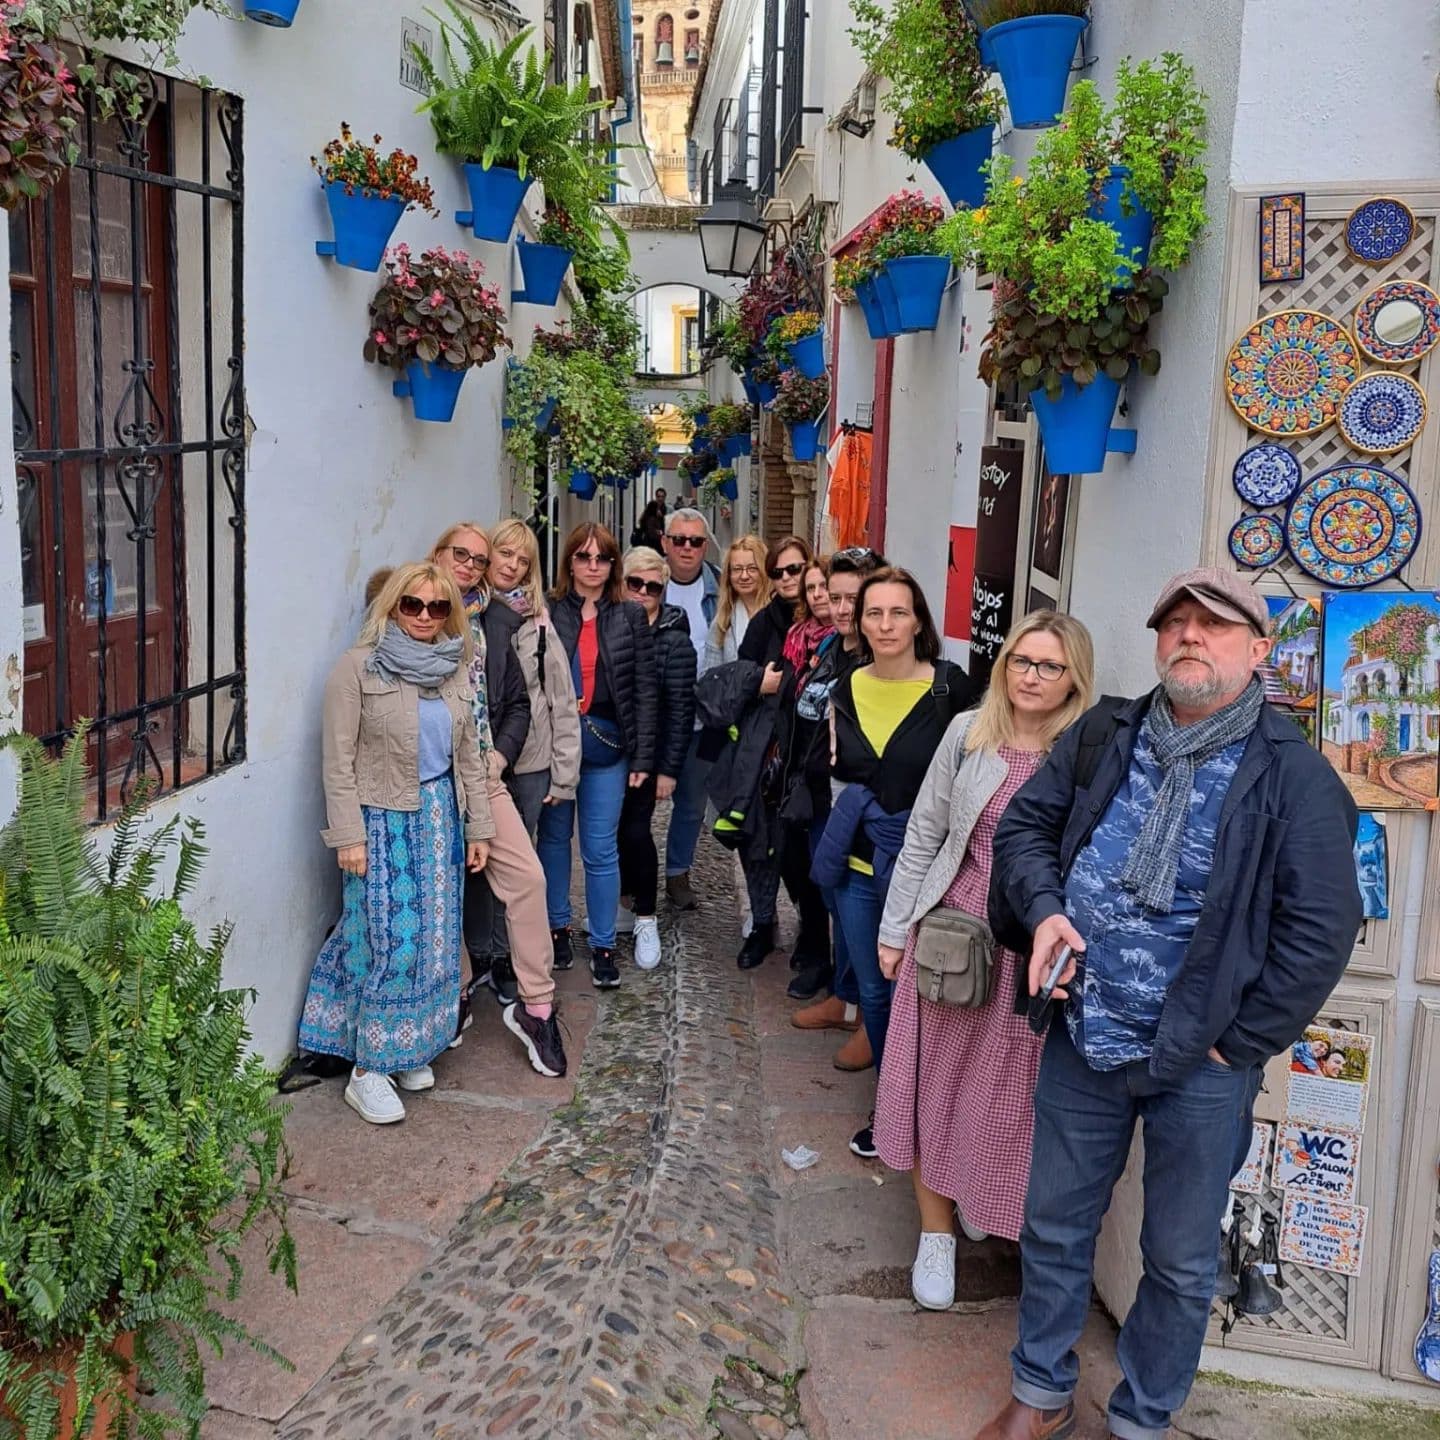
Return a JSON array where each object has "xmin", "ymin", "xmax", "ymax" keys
[
  {"xmin": 539, "ymin": 523, "xmax": 658, "ymax": 989},
  {"xmin": 815, "ymin": 567, "xmax": 979, "ymax": 1161},
  {"xmin": 302, "ymin": 562, "xmax": 495, "ymax": 1126},
  {"xmin": 616, "ymin": 547, "xmax": 697, "ymax": 970},
  {"xmin": 703, "ymin": 536, "xmax": 772, "ymax": 671},
  {"xmin": 873, "ymin": 612, "xmax": 1094, "ymax": 1308},
  {"xmin": 739, "ymin": 534, "xmax": 813, "ymax": 674}
]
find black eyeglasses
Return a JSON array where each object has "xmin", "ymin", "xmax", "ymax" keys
[
  {"xmin": 667, "ymin": 534, "xmax": 708, "ymax": 550},
  {"xmin": 448, "ymin": 545, "xmax": 488, "ymax": 569},
  {"xmin": 769, "ymin": 561, "xmax": 806, "ymax": 580},
  {"xmin": 1006, "ymin": 654, "xmax": 1068, "ymax": 681},
  {"xmin": 626, "ymin": 576, "xmax": 666, "ymax": 598},
  {"xmin": 398, "ymin": 595, "xmax": 453, "ymax": 620},
  {"xmin": 574, "ymin": 550, "xmax": 614, "ymax": 567}
]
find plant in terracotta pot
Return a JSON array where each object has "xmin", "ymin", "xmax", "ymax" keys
[
  {"xmin": 774, "ymin": 369, "xmax": 829, "ymax": 462},
  {"xmin": 0, "ymin": 730, "xmax": 296, "ymax": 1440},
  {"xmin": 365, "ymin": 243, "xmax": 510, "ymax": 422},
  {"xmin": 311, "ymin": 124, "xmax": 437, "ymax": 271},
  {"xmin": 0, "ymin": 1, "xmax": 81, "ymax": 209}
]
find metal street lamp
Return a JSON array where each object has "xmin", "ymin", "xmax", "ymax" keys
[{"xmin": 697, "ymin": 181, "xmax": 767, "ymax": 278}]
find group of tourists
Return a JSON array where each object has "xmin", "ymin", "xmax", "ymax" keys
[{"xmin": 299, "ymin": 491, "xmax": 1363, "ymax": 1440}]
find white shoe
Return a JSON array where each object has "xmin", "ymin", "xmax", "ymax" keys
[
  {"xmin": 911, "ymin": 1231, "xmax": 957, "ymax": 1310},
  {"xmin": 395, "ymin": 1064, "xmax": 435, "ymax": 1092},
  {"xmin": 345, "ymin": 1068, "xmax": 406, "ymax": 1124},
  {"xmin": 633, "ymin": 916, "xmax": 662, "ymax": 970},
  {"xmin": 616, "ymin": 901, "xmax": 636, "ymax": 936},
  {"xmin": 958, "ymin": 1209, "xmax": 989, "ymax": 1243}
]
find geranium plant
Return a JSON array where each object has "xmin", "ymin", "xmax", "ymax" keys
[
  {"xmin": 773, "ymin": 369, "xmax": 829, "ymax": 425},
  {"xmin": 834, "ymin": 191, "xmax": 946, "ymax": 299},
  {"xmin": 0, "ymin": 1, "xmax": 80, "ymax": 208},
  {"xmin": 311, "ymin": 123, "xmax": 438, "ymax": 214},
  {"xmin": 364, "ymin": 243, "xmax": 510, "ymax": 371}
]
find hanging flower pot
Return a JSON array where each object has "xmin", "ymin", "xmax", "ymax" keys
[
  {"xmin": 456, "ymin": 162, "xmax": 533, "ymax": 243},
  {"xmin": 884, "ymin": 256, "xmax": 953, "ymax": 333},
  {"xmin": 755, "ymin": 377, "xmax": 779, "ymax": 406},
  {"xmin": 718, "ymin": 473, "xmax": 740, "ymax": 501},
  {"xmin": 787, "ymin": 328, "xmax": 826, "ymax": 379},
  {"xmin": 312, "ymin": 128, "xmax": 437, "ymax": 272},
  {"xmin": 318, "ymin": 182, "xmax": 406, "ymax": 271},
  {"xmin": 921, "ymin": 125, "xmax": 995, "ymax": 210},
  {"xmin": 514, "ymin": 238, "xmax": 574, "ymax": 305},
  {"xmin": 980, "ymin": 14, "xmax": 1087, "ymax": 129},
  {"xmin": 741, "ymin": 371, "xmax": 763, "ymax": 406},
  {"xmin": 870, "ymin": 267, "xmax": 905, "ymax": 336},
  {"xmin": 244, "ymin": 0, "xmax": 301, "ymax": 22},
  {"xmin": 392, "ymin": 361, "xmax": 468, "ymax": 423},
  {"xmin": 569, "ymin": 468, "xmax": 599, "ymax": 499},
  {"xmin": 721, "ymin": 432, "xmax": 753, "ymax": 463},
  {"xmin": 854, "ymin": 276, "xmax": 891, "ymax": 341},
  {"xmin": 787, "ymin": 420, "xmax": 822, "ymax": 462},
  {"xmin": 1030, "ymin": 371, "xmax": 1124, "ymax": 474},
  {"xmin": 1088, "ymin": 164, "xmax": 1155, "ymax": 280}
]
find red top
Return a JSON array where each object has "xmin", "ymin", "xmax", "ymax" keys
[{"xmin": 577, "ymin": 616, "xmax": 599, "ymax": 714}]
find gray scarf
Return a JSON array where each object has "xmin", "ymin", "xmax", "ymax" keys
[
  {"xmin": 366, "ymin": 622, "xmax": 464, "ymax": 691},
  {"xmin": 1120, "ymin": 676, "xmax": 1265, "ymax": 913}
]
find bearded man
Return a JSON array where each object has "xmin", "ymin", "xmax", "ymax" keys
[{"xmin": 975, "ymin": 568, "xmax": 1360, "ymax": 1440}]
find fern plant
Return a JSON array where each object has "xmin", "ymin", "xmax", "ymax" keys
[{"xmin": 0, "ymin": 729, "xmax": 296, "ymax": 1440}]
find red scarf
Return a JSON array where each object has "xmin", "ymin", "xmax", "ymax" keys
[{"xmin": 783, "ymin": 616, "xmax": 835, "ymax": 675}]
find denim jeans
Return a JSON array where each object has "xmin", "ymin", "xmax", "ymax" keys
[
  {"xmin": 465, "ymin": 767, "xmax": 551, "ymax": 962},
  {"xmin": 1013, "ymin": 1023, "xmax": 1261, "ymax": 1440},
  {"xmin": 830, "ymin": 866, "xmax": 892, "ymax": 1069},
  {"xmin": 665, "ymin": 731, "xmax": 712, "ymax": 876},
  {"xmin": 811, "ymin": 817, "xmax": 857, "ymax": 1005},
  {"xmin": 536, "ymin": 756, "xmax": 628, "ymax": 949}
]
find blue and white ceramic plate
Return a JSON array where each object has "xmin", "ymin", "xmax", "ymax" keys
[
  {"xmin": 1345, "ymin": 197, "xmax": 1415, "ymax": 265},
  {"xmin": 1229, "ymin": 514, "xmax": 1285, "ymax": 569},
  {"xmin": 1337, "ymin": 371, "xmax": 1427, "ymax": 456},
  {"xmin": 1232, "ymin": 443, "xmax": 1302, "ymax": 507}
]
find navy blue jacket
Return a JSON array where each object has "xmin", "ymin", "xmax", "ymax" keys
[
  {"xmin": 812, "ymin": 784, "xmax": 912, "ymax": 893},
  {"xmin": 988, "ymin": 692, "xmax": 1361, "ymax": 1081}
]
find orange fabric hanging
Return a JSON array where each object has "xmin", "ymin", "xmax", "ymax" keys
[{"xmin": 825, "ymin": 429, "xmax": 872, "ymax": 549}]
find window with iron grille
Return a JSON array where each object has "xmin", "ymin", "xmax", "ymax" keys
[
  {"xmin": 9, "ymin": 63, "xmax": 244, "ymax": 821},
  {"xmin": 730, "ymin": 75, "xmax": 750, "ymax": 183},
  {"xmin": 757, "ymin": 0, "xmax": 778, "ymax": 198},
  {"xmin": 699, "ymin": 152, "xmax": 710, "ymax": 204},
  {"xmin": 778, "ymin": 0, "xmax": 806, "ymax": 171},
  {"xmin": 549, "ymin": 0, "xmax": 569, "ymax": 83}
]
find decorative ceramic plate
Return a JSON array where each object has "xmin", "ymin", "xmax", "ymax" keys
[
  {"xmin": 1229, "ymin": 514, "xmax": 1285, "ymax": 569},
  {"xmin": 1337, "ymin": 371, "xmax": 1428, "ymax": 455},
  {"xmin": 1353, "ymin": 280, "xmax": 1440, "ymax": 366},
  {"xmin": 1285, "ymin": 463, "xmax": 1421, "ymax": 588},
  {"xmin": 1232, "ymin": 443, "xmax": 1302, "ymax": 507},
  {"xmin": 1345, "ymin": 197, "xmax": 1415, "ymax": 265},
  {"xmin": 1225, "ymin": 310, "xmax": 1360, "ymax": 437}
]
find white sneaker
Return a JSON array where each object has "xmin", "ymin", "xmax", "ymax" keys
[
  {"xmin": 634, "ymin": 916, "xmax": 662, "ymax": 970},
  {"xmin": 958, "ymin": 1209, "xmax": 989, "ymax": 1243},
  {"xmin": 395, "ymin": 1065, "xmax": 435, "ymax": 1092},
  {"xmin": 911, "ymin": 1231, "xmax": 957, "ymax": 1310},
  {"xmin": 345, "ymin": 1068, "xmax": 406, "ymax": 1124},
  {"xmin": 616, "ymin": 901, "xmax": 636, "ymax": 936}
]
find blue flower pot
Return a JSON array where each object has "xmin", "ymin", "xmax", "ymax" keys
[
  {"xmin": 392, "ymin": 360, "xmax": 468, "ymax": 423},
  {"xmin": 788, "ymin": 419, "xmax": 821, "ymax": 462},
  {"xmin": 719, "ymin": 475, "xmax": 740, "ymax": 501},
  {"xmin": 854, "ymin": 276, "xmax": 890, "ymax": 340},
  {"xmin": 980, "ymin": 14, "xmax": 1087, "ymax": 129},
  {"xmin": 871, "ymin": 267, "xmax": 905, "ymax": 336},
  {"xmin": 535, "ymin": 396, "xmax": 558, "ymax": 432},
  {"xmin": 603, "ymin": 473, "xmax": 631, "ymax": 491},
  {"xmin": 514, "ymin": 238, "xmax": 574, "ymax": 305},
  {"xmin": 1029, "ymin": 372, "xmax": 1125, "ymax": 474},
  {"xmin": 741, "ymin": 371, "xmax": 762, "ymax": 406},
  {"xmin": 456, "ymin": 162, "xmax": 532, "ymax": 243},
  {"xmin": 720, "ymin": 432, "xmax": 753, "ymax": 463},
  {"xmin": 316, "ymin": 182, "xmax": 406, "ymax": 271},
  {"xmin": 922, "ymin": 126, "xmax": 995, "ymax": 210},
  {"xmin": 1089, "ymin": 165, "xmax": 1155, "ymax": 282},
  {"xmin": 884, "ymin": 256, "xmax": 952, "ymax": 333},
  {"xmin": 568, "ymin": 469, "xmax": 599, "ymax": 499},
  {"xmin": 244, "ymin": 0, "xmax": 300, "ymax": 22},
  {"xmin": 787, "ymin": 329, "xmax": 826, "ymax": 379}
]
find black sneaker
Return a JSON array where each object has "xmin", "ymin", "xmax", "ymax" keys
[
  {"xmin": 737, "ymin": 921, "xmax": 775, "ymax": 971},
  {"xmin": 849, "ymin": 1116, "xmax": 878, "ymax": 1159},
  {"xmin": 502, "ymin": 1003, "xmax": 568, "ymax": 1078},
  {"xmin": 590, "ymin": 946, "xmax": 621, "ymax": 989},
  {"xmin": 551, "ymin": 926, "xmax": 574, "ymax": 971},
  {"xmin": 489, "ymin": 954, "xmax": 519, "ymax": 1006},
  {"xmin": 787, "ymin": 960, "xmax": 834, "ymax": 1002}
]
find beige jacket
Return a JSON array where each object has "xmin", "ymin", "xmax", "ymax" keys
[
  {"xmin": 508, "ymin": 605, "xmax": 581, "ymax": 801},
  {"xmin": 320, "ymin": 645, "xmax": 494, "ymax": 849}
]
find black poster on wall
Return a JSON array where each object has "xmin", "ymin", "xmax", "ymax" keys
[
  {"xmin": 969, "ymin": 447, "xmax": 1025, "ymax": 685},
  {"xmin": 970, "ymin": 571, "xmax": 1015, "ymax": 684}
]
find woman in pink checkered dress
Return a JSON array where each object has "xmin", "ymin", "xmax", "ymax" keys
[{"xmin": 873, "ymin": 612, "xmax": 1095, "ymax": 1310}]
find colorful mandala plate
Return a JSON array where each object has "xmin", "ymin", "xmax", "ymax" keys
[
  {"xmin": 1345, "ymin": 197, "xmax": 1415, "ymax": 265},
  {"xmin": 1232, "ymin": 443, "xmax": 1302, "ymax": 507},
  {"xmin": 1337, "ymin": 371, "xmax": 1428, "ymax": 455},
  {"xmin": 1353, "ymin": 281, "xmax": 1440, "ymax": 366},
  {"xmin": 1285, "ymin": 463, "xmax": 1420, "ymax": 588},
  {"xmin": 1225, "ymin": 310, "xmax": 1360, "ymax": 437},
  {"xmin": 1229, "ymin": 514, "xmax": 1285, "ymax": 569}
]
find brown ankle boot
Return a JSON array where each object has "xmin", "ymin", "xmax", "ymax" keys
[
  {"xmin": 973, "ymin": 1398, "xmax": 1074, "ymax": 1440},
  {"xmin": 792, "ymin": 995, "xmax": 861, "ymax": 1031},
  {"xmin": 833, "ymin": 1026, "xmax": 874, "ymax": 1071}
]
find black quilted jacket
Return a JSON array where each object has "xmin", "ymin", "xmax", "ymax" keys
[
  {"xmin": 653, "ymin": 604, "xmax": 697, "ymax": 780},
  {"xmin": 551, "ymin": 590, "xmax": 658, "ymax": 773}
]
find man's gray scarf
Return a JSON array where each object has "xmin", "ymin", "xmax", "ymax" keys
[
  {"xmin": 1120, "ymin": 676, "xmax": 1264, "ymax": 913},
  {"xmin": 366, "ymin": 622, "xmax": 464, "ymax": 692}
]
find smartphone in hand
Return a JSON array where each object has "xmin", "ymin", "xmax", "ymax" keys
[{"xmin": 1026, "ymin": 944, "xmax": 1074, "ymax": 1037}]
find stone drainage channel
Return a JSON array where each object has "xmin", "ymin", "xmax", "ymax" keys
[{"xmin": 278, "ymin": 891, "xmax": 806, "ymax": 1440}]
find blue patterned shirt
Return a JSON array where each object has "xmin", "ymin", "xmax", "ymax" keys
[{"xmin": 1063, "ymin": 716, "xmax": 1245, "ymax": 1070}]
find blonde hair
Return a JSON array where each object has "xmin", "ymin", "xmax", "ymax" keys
[
  {"xmin": 487, "ymin": 517, "xmax": 546, "ymax": 618},
  {"xmin": 713, "ymin": 535, "xmax": 771, "ymax": 647},
  {"xmin": 965, "ymin": 610, "xmax": 1094, "ymax": 754},
  {"xmin": 357, "ymin": 561, "xmax": 472, "ymax": 657},
  {"xmin": 432, "ymin": 520, "xmax": 490, "ymax": 563},
  {"xmin": 624, "ymin": 545, "xmax": 669, "ymax": 583}
]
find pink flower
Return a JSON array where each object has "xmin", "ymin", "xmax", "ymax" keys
[
  {"xmin": 373, "ymin": 330, "xmax": 388, "ymax": 344},
  {"xmin": 429, "ymin": 289, "xmax": 444, "ymax": 306}
]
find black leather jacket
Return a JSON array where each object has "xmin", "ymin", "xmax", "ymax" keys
[{"xmin": 653, "ymin": 604, "xmax": 698, "ymax": 780}]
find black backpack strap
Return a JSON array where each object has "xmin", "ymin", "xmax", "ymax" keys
[{"xmin": 1074, "ymin": 696, "xmax": 1128, "ymax": 791}]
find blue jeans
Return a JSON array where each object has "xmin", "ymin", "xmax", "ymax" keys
[
  {"xmin": 665, "ymin": 731, "xmax": 712, "ymax": 876},
  {"xmin": 811, "ymin": 818, "xmax": 857, "ymax": 1005},
  {"xmin": 1013, "ymin": 1023, "xmax": 1261, "ymax": 1440},
  {"xmin": 830, "ymin": 867, "xmax": 891, "ymax": 1069},
  {"xmin": 536, "ymin": 757, "xmax": 628, "ymax": 949}
]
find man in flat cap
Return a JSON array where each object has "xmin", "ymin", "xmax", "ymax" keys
[{"xmin": 975, "ymin": 568, "xmax": 1360, "ymax": 1440}]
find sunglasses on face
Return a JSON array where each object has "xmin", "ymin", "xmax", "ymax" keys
[
  {"xmin": 574, "ymin": 550, "xmax": 614, "ymax": 567},
  {"xmin": 626, "ymin": 576, "xmax": 666, "ymax": 598},
  {"xmin": 833, "ymin": 546, "xmax": 877, "ymax": 564},
  {"xmin": 398, "ymin": 595, "xmax": 453, "ymax": 620},
  {"xmin": 769, "ymin": 562, "xmax": 806, "ymax": 580},
  {"xmin": 667, "ymin": 534, "xmax": 707, "ymax": 550},
  {"xmin": 448, "ymin": 545, "xmax": 487, "ymax": 569}
]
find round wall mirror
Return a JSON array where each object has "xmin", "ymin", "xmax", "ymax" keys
[{"xmin": 1373, "ymin": 298, "xmax": 1425, "ymax": 347}]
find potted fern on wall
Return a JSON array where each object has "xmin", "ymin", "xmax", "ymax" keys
[{"xmin": 0, "ymin": 731, "xmax": 296, "ymax": 1440}]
